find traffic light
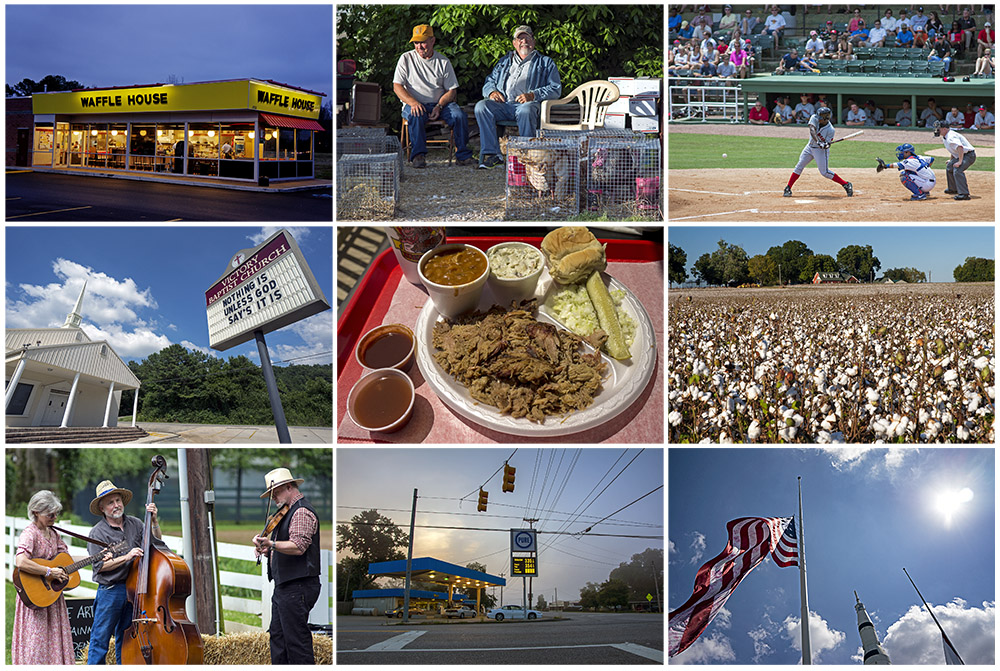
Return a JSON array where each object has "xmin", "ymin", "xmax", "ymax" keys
[
  {"xmin": 477, "ymin": 488, "xmax": 489, "ymax": 512},
  {"xmin": 502, "ymin": 463, "xmax": 516, "ymax": 493}
]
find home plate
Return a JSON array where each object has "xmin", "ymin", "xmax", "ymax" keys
[{"xmin": 794, "ymin": 199, "xmax": 816, "ymax": 204}]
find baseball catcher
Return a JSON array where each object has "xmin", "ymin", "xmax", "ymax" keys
[
  {"xmin": 784, "ymin": 106, "xmax": 854, "ymax": 198},
  {"xmin": 876, "ymin": 144, "xmax": 936, "ymax": 201}
]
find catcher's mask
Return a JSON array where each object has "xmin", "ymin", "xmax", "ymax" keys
[
  {"xmin": 932, "ymin": 119, "xmax": 944, "ymax": 137},
  {"xmin": 895, "ymin": 143, "xmax": 916, "ymax": 161},
  {"xmin": 816, "ymin": 106, "xmax": 832, "ymax": 125}
]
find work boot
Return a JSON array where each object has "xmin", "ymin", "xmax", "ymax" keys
[{"xmin": 412, "ymin": 154, "xmax": 426, "ymax": 169}]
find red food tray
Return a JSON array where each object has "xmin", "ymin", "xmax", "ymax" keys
[{"xmin": 337, "ymin": 236, "xmax": 662, "ymax": 377}]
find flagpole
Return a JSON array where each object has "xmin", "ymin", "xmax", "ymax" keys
[
  {"xmin": 798, "ymin": 476, "xmax": 812, "ymax": 664},
  {"xmin": 903, "ymin": 567, "xmax": 965, "ymax": 664}
]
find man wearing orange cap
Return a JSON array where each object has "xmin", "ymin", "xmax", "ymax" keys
[
  {"xmin": 473, "ymin": 25, "xmax": 562, "ymax": 169},
  {"xmin": 393, "ymin": 24, "xmax": 475, "ymax": 168}
]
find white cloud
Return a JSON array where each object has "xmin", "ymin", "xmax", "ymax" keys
[
  {"xmin": 247, "ymin": 226, "xmax": 313, "ymax": 246},
  {"xmin": 817, "ymin": 447, "xmax": 916, "ymax": 478},
  {"xmin": 714, "ymin": 607, "xmax": 732, "ymax": 630},
  {"xmin": 180, "ymin": 340, "xmax": 219, "ymax": 358},
  {"xmin": 782, "ymin": 610, "xmax": 846, "ymax": 662},
  {"xmin": 669, "ymin": 540, "xmax": 677, "ymax": 554},
  {"xmin": 168, "ymin": 323, "xmax": 178, "ymax": 331},
  {"xmin": 82, "ymin": 323, "xmax": 172, "ymax": 360},
  {"xmin": 671, "ymin": 632, "xmax": 736, "ymax": 665},
  {"xmin": 882, "ymin": 598, "xmax": 994, "ymax": 664},
  {"xmin": 251, "ymin": 312, "xmax": 333, "ymax": 365},
  {"xmin": 748, "ymin": 626, "xmax": 774, "ymax": 662},
  {"xmin": 689, "ymin": 531, "xmax": 707, "ymax": 566}
]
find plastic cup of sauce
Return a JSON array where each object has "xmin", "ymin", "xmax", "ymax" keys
[
  {"xmin": 356, "ymin": 324, "xmax": 414, "ymax": 372},
  {"xmin": 418, "ymin": 243, "xmax": 490, "ymax": 318},
  {"xmin": 347, "ymin": 368, "xmax": 415, "ymax": 433}
]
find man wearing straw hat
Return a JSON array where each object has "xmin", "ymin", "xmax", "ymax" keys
[
  {"xmin": 86, "ymin": 479, "xmax": 166, "ymax": 665},
  {"xmin": 253, "ymin": 467, "xmax": 321, "ymax": 664}
]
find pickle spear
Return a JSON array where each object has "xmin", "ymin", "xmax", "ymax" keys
[{"xmin": 585, "ymin": 270, "xmax": 630, "ymax": 360}]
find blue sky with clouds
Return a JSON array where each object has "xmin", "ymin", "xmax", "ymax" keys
[
  {"xmin": 669, "ymin": 448, "xmax": 995, "ymax": 665},
  {"xmin": 668, "ymin": 226, "xmax": 996, "ymax": 284},
  {"xmin": 5, "ymin": 226, "xmax": 332, "ymax": 366}
]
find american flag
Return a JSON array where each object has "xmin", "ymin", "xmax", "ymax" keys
[{"xmin": 669, "ymin": 516, "xmax": 799, "ymax": 657}]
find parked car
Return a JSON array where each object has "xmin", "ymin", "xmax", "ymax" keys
[
  {"xmin": 444, "ymin": 605, "xmax": 476, "ymax": 619},
  {"xmin": 486, "ymin": 605, "xmax": 541, "ymax": 621},
  {"xmin": 386, "ymin": 606, "xmax": 424, "ymax": 618}
]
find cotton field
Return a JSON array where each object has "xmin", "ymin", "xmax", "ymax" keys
[{"xmin": 668, "ymin": 284, "xmax": 995, "ymax": 444}]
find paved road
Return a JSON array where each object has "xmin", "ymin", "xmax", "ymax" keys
[
  {"xmin": 135, "ymin": 421, "xmax": 332, "ymax": 444},
  {"xmin": 337, "ymin": 612, "xmax": 663, "ymax": 664},
  {"xmin": 5, "ymin": 172, "xmax": 332, "ymax": 221}
]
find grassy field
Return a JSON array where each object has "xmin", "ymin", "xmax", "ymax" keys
[
  {"xmin": 669, "ymin": 134, "xmax": 995, "ymax": 172},
  {"xmin": 315, "ymin": 152, "xmax": 332, "ymax": 179}
]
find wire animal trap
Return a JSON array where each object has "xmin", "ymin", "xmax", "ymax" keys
[
  {"xmin": 337, "ymin": 153, "xmax": 398, "ymax": 220},
  {"xmin": 336, "ymin": 135, "xmax": 405, "ymax": 182},
  {"xmin": 586, "ymin": 137, "xmax": 661, "ymax": 218},
  {"xmin": 337, "ymin": 127, "xmax": 386, "ymax": 138},
  {"xmin": 504, "ymin": 137, "xmax": 580, "ymax": 220},
  {"xmin": 536, "ymin": 129, "xmax": 645, "ymax": 207}
]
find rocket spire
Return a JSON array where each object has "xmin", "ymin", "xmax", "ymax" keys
[
  {"xmin": 855, "ymin": 591, "xmax": 891, "ymax": 665},
  {"xmin": 62, "ymin": 280, "xmax": 87, "ymax": 329}
]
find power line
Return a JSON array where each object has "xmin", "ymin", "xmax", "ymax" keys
[
  {"xmin": 336, "ymin": 521, "xmax": 661, "ymax": 540},
  {"xmin": 347, "ymin": 502, "xmax": 661, "ymax": 527},
  {"xmin": 459, "ymin": 448, "xmax": 518, "ymax": 501},
  {"xmin": 577, "ymin": 485, "xmax": 664, "ymax": 535}
]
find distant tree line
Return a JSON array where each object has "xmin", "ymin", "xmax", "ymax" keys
[
  {"xmin": 671, "ymin": 239, "xmax": 888, "ymax": 287},
  {"xmin": 579, "ymin": 547, "xmax": 662, "ymax": 611},
  {"xmin": 121, "ymin": 344, "xmax": 331, "ymax": 427},
  {"xmin": 6, "ymin": 74, "xmax": 84, "ymax": 97},
  {"xmin": 953, "ymin": 257, "xmax": 994, "ymax": 282}
]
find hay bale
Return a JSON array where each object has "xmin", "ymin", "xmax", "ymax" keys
[
  {"xmin": 77, "ymin": 631, "xmax": 331, "ymax": 664},
  {"xmin": 77, "ymin": 639, "xmax": 116, "ymax": 664}
]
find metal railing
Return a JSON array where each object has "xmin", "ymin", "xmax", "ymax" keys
[{"xmin": 668, "ymin": 82, "xmax": 744, "ymax": 123}]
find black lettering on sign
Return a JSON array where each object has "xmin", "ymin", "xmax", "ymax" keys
[
  {"xmin": 126, "ymin": 92, "xmax": 169, "ymax": 106},
  {"xmin": 291, "ymin": 98, "xmax": 316, "ymax": 112}
]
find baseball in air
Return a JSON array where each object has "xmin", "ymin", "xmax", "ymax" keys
[{"xmin": 722, "ymin": 153, "xmax": 728, "ymax": 158}]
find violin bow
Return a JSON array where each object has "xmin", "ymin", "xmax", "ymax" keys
[{"xmin": 256, "ymin": 478, "xmax": 275, "ymax": 566}]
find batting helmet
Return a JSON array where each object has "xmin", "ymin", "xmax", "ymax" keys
[
  {"xmin": 895, "ymin": 143, "xmax": 916, "ymax": 161},
  {"xmin": 816, "ymin": 106, "xmax": 832, "ymax": 124},
  {"xmin": 932, "ymin": 119, "xmax": 945, "ymax": 137}
]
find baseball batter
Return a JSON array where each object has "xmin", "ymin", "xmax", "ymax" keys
[
  {"xmin": 876, "ymin": 143, "xmax": 936, "ymax": 200},
  {"xmin": 933, "ymin": 119, "xmax": 976, "ymax": 200},
  {"xmin": 784, "ymin": 107, "xmax": 853, "ymax": 197}
]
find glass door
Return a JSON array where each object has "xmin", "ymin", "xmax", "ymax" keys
[{"xmin": 55, "ymin": 122, "xmax": 70, "ymax": 167}]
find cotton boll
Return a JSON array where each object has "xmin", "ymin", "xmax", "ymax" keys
[
  {"xmin": 974, "ymin": 356, "xmax": 989, "ymax": 370},
  {"xmin": 866, "ymin": 388, "xmax": 880, "ymax": 404},
  {"xmin": 956, "ymin": 425, "xmax": 971, "ymax": 441},
  {"xmin": 943, "ymin": 370, "xmax": 959, "ymax": 383},
  {"xmin": 668, "ymin": 410, "xmax": 683, "ymax": 426}
]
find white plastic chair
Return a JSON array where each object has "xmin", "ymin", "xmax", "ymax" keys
[{"xmin": 540, "ymin": 80, "xmax": 620, "ymax": 131}]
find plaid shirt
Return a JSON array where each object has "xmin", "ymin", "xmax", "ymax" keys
[{"xmin": 283, "ymin": 492, "xmax": 318, "ymax": 553}]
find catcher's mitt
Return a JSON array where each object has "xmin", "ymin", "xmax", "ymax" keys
[{"xmin": 876, "ymin": 157, "xmax": 887, "ymax": 173}]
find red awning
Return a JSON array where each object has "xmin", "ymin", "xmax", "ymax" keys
[{"xmin": 259, "ymin": 113, "xmax": 324, "ymax": 131}]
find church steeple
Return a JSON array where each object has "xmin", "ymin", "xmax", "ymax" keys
[
  {"xmin": 855, "ymin": 591, "xmax": 891, "ymax": 664},
  {"xmin": 62, "ymin": 281, "xmax": 86, "ymax": 329}
]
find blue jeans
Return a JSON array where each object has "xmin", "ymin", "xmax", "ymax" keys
[
  {"xmin": 88, "ymin": 583, "xmax": 132, "ymax": 664},
  {"xmin": 474, "ymin": 99, "xmax": 542, "ymax": 157},
  {"xmin": 402, "ymin": 102, "xmax": 472, "ymax": 161},
  {"xmin": 928, "ymin": 55, "xmax": 952, "ymax": 72}
]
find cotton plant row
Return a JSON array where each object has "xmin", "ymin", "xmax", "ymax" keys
[{"xmin": 667, "ymin": 285, "xmax": 995, "ymax": 444}]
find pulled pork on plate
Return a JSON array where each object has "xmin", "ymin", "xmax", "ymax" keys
[{"xmin": 431, "ymin": 300, "xmax": 608, "ymax": 423}]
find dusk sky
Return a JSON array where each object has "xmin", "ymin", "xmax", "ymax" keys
[
  {"xmin": 5, "ymin": 4, "xmax": 332, "ymax": 99},
  {"xmin": 5, "ymin": 226, "xmax": 333, "ymax": 366},
  {"xmin": 338, "ymin": 448, "xmax": 663, "ymax": 606},
  {"xmin": 669, "ymin": 448, "xmax": 995, "ymax": 665},
  {"xmin": 668, "ymin": 225, "xmax": 996, "ymax": 284}
]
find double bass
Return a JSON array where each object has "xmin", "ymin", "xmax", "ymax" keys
[{"xmin": 122, "ymin": 455, "xmax": 204, "ymax": 664}]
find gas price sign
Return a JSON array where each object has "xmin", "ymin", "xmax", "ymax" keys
[
  {"xmin": 205, "ymin": 229, "xmax": 330, "ymax": 351},
  {"xmin": 511, "ymin": 556, "xmax": 537, "ymax": 576}
]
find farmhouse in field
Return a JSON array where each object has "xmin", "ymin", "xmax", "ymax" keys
[{"xmin": 812, "ymin": 271, "xmax": 859, "ymax": 284}]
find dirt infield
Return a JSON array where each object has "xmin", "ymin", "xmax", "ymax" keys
[
  {"xmin": 668, "ymin": 124, "xmax": 997, "ymax": 148},
  {"xmin": 668, "ymin": 167, "xmax": 994, "ymax": 222}
]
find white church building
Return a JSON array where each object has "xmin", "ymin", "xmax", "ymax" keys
[{"xmin": 5, "ymin": 283, "xmax": 141, "ymax": 428}]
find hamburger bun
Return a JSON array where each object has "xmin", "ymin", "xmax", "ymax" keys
[{"xmin": 541, "ymin": 227, "xmax": 607, "ymax": 285}]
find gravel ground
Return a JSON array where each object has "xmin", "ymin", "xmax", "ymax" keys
[{"xmin": 394, "ymin": 153, "xmax": 506, "ymax": 221}]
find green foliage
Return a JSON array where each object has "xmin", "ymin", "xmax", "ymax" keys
[
  {"xmin": 337, "ymin": 509, "xmax": 409, "ymax": 600},
  {"xmin": 668, "ymin": 243, "xmax": 688, "ymax": 285},
  {"xmin": 953, "ymin": 256, "xmax": 995, "ymax": 282},
  {"xmin": 882, "ymin": 267, "xmax": 927, "ymax": 283},
  {"xmin": 6, "ymin": 74, "xmax": 84, "ymax": 97},
  {"xmin": 693, "ymin": 239, "xmax": 749, "ymax": 286},
  {"xmin": 801, "ymin": 254, "xmax": 838, "ymax": 283},
  {"xmin": 837, "ymin": 244, "xmax": 881, "ymax": 280},
  {"xmin": 598, "ymin": 578, "xmax": 631, "ymax": 611},
  {"xmin": 748, "ymin": 254, "xmax": 778, "ymax": 285},
  {"xmin": 336, "ymin": 4, "xmax": 663, "ymax": 132},
  {"xmin": 669, "ymin": 134, "xmax": 995, "ymax": 172},
  {"xmin": 579, "ymin": 581, "xmax": 601, "ymax": 610},
  {"xmin": 535, "ymin": 594, "xmax": 548, "ymax": 610},
  {"xmin": 765, "ymin": 239, "xmax": 813, "ymax": 285},
  {"xmin": 608, "ymin": 548, "xmax": 663, "ymax": 603},
  {"xmin": 123, "ymin": 344, "xmax": 331, "ymax": 427}
]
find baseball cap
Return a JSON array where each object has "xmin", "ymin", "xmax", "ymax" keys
[
  {"xmin": 830, "ymin": 29, "xmax": 838, "ymax": 35},
  {"xmin": 810, "ymin": 30, "xmax": 817, "ymax": 35},
  {"xmin": 986, "ymin": 21, "xmax": 992, "ymax": 26},
  {"xmin": 410, "ymin": 24, "xmax": 434, "ymax": 42},
  {"xmin": 979, "ymin": 105, "xmax": 987, "ymax": 111},
  {"xmin": 681, "ymin": 20, "xmax": 689, "ymax": 27},
  {"xmin": 513, "ymin": 25, "xmax": 533, "ymax": 40}
]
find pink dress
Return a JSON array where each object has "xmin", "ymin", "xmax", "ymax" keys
[{"xmin": 12, "ymin": 524, "xmax": 76, "ymax": 664}]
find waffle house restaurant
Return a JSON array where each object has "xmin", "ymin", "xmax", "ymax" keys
[{"xmin": 30, "ymin": 79, "xmax": 324, "ymax": 182}]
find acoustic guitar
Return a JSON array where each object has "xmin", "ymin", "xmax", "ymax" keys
[{"xmin": 13, "ymin": 539, "xmax": 128, "ymax": 609}]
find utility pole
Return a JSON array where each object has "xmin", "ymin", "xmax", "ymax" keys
[
  {"xmin": 778, "ymin": 263, "xmax": 782, "ymax": 287},
  {"xmin": 523, "ymin": 517, "xmax": 539, "ymax": 610},
  {"xmin": 403, "ymin": 488, "xmax": 417, "ymax": 623},
  {"xmin": 500, "ymin": 572, "xmax": 504, "ymax": 606}
]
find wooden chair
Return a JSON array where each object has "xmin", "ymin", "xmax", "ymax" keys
[
  {"xmin": 400, "ymin": 117, "xmax": 455, "ymax": 164},
  {"xmin": 540, "ymin": 80, "xmax": 620, "ymax": 131}
]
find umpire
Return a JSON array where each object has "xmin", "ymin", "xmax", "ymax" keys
[{"xmin": 934, "ymin": 120, "xmax": 976, "ymax": 200}]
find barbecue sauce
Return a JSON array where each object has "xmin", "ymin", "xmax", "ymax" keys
[
  {"xmin": 362, "ymin": 331, "xmax": 412, "ymax": 368},
  {"xmin": 353, "ymin": 374, "xmax": 411, "ymax": 428}
]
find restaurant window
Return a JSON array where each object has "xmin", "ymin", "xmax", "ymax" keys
[
  {"xmin": 219, "ymin": 123, "xmax": 255, "ymax": 179},
  {"xmin": 86, "ymin": 124, "xmax": 108, "ymax": 168},
  {"xmin": 108, "ymin": 123, "xmax": 127, "ymax": 169},
  {"xmin": 70, "ymin": 124, "xmax": 86, "ymax": 166},
  {"xmin": 155, "ymin": 124, "xmax": 185, "ymax": 173},
  {"xmin": 279, "ymin": 129, "xmax": 295, "ymax": 160},
  {"xmin": 187, "ymin": 123, "xmax": 219, "ymax": 176},
  {"xmin": 32, "ymin": 123, "xmax": 53, "ymax": 166},
  {"xmin": 296, "ymin": 129, "xmax": 312, "ymax": 161},
  {"xmin": 261, "ymin": 127, "xmax": 278, "ymax": 160},
  {"xmin": 129, "ymin": 124, "xmax": 156, "ymax": 171}
]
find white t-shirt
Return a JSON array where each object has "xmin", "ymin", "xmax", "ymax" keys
[
  {"xmin": 393, "ymin": 50, "xmax": 459, "ymax": 107},
  {"xmin": 942, "ymin": 129, "xmax": 974, "ymax": 157},
  {"xmin": 867, "ymin": 27, "xmax": 888, "ymax": 44},
  {"xmin": 881, "ymin": 16, "xmax": 899, "ymax": 32},
  {"xmin": 764, "ymin": 14, "xmax": 786, "ymax": 32},
  {"xmin": 805, "ymin": 37, "xmax": 825, "ymax": 52}
]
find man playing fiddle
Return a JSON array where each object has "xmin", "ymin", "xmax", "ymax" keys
[
  {"xmin": 86, "ymin": 480, "xmax": 168, "ymax": 665},
  {"xmin": 253, "ymin": 467, "xmax": 321, "ymax": 664}
]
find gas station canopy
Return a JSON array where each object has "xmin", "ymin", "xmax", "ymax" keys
[{"xmin": 368, "ymin": 557, "xmax": 507, "ymax": 588}]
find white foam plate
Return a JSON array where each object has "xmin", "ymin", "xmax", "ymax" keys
[{"xmin": 415, "ymin": 268, "xmax": 657, "ymax": 437}]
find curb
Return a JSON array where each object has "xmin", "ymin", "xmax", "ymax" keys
[{"xmin": 18, "ymin": 167, "xmax": 332, "ymax": 193}]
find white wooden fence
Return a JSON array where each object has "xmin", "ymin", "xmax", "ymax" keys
[{"xmin": 5, "ymin": 516, "xmax": 333, "ymax": 630}]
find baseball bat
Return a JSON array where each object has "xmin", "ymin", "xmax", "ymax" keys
[{"xmin": 831, "ymin": 130, "xmax": 865, "ymax": 143}]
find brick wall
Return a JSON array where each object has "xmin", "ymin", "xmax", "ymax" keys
[{"xmin": 6, "ymin": 97, "xmax": 33, "ymax": 166}]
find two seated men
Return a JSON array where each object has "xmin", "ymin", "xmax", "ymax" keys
[{"xmin": 393, "ymin": 24, "xmax": 562, "ymax": 169}]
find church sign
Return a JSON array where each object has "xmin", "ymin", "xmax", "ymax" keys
[{"xmin": 205, "ymin": 229, "xmax": 330, "ymax": 351}]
